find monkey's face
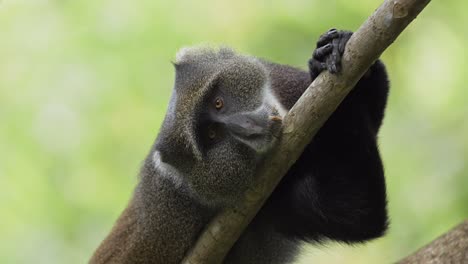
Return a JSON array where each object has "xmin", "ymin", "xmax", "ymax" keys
[{"xmin": 153, "ymin": 47, "xmax": 284, "ymax": 207}]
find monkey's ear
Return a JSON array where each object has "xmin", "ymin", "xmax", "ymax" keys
[
  {"xmin": 171, "ymin": 61, "xmax": 191, "ymax": 76},
  {"xmin": 171, "ymin": 61, "xmax": 180, "ymax": 68},
  {"xmin": 171, "ymin": 61, "xmax": 192, "ymax": 71},
  {"xmin": 171, "ymin": 61, "xmax": 188, "ymax": 76}
]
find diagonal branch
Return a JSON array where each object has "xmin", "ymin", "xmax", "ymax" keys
[
  {"xmin": 183, "ymin": 0, "xmax": 432, "ymax": 263},
  {"xmin": 398, "ymin": 220, "xmax": 468, "ymax": 264}
]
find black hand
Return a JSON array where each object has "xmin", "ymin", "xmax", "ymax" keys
[{"xmin": 309, "ymin": 29, "xmax": 353, "ymax": 80}]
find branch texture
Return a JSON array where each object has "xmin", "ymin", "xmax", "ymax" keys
[
  {"xmin": 183, "ymin": 0, "xmax": 431, "ymax": 263},
  {"xmin": 398, "ymin": 220, "xmax": 468, "ymax": 264}
]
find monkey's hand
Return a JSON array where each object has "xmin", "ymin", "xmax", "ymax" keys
[{"xmin": 308, "ymin": 29, "xmax": 353, "ymax": 80}]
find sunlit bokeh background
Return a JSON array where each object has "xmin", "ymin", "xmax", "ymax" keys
[{"xmin": 1, "ymin": 0, "xmax": 467, "ymax": 263}]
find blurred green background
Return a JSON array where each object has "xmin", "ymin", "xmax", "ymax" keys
[{"xmin": 1, "ymin": 0, "xmax": 467, "ymax": 263}]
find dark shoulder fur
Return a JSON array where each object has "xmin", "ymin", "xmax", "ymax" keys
[{"xmin": 258, "ymin": 60, "xmax": 389, "ymax": 243}]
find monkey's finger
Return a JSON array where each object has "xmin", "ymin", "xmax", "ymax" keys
[
  {"xmin": 312, "ymin": 43, "xmax": 333, "ymax": 61},
  {"xmin": 308, "ymin": 59, "xmax": 327, "ymax": 80},
  {"xmin": 328, "ymin": 38, "xmax": 342, "ymax": 74},
  {"xmin": 316, "ymin": 28, "xmax": 339, "ymax": 48},
  {"xmin": 338, "ymin": 31, "xmax": 353, "ymax": 54}
]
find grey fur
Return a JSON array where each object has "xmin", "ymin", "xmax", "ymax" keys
[
  {"xmin": 155, "ymin": 46, "xmax": 284, "ymax": 207},
  {"xmin": 91, "ymin": 46, "xmax": 295, "ymax": 264}
]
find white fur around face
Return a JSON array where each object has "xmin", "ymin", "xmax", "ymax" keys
[
  {"xmin": 262, "ymin": 82, "xmax": 287, "ymax": 118},
  {"xmin": 152, "ymin": 150, "xmax": 184, "ymax": 188}
]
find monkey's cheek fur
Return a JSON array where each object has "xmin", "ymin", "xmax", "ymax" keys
[{"xmin": 186, "ymin": 144, "xmax": 259, "ymax": 207}]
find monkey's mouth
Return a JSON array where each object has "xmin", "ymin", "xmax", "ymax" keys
[{"xmin": 224, "ymin": 107, "xmax": 283, "ymax": 153}]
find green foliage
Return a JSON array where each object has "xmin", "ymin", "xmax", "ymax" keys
[{"xmin": 0, "ymin": 0, "xmax": 466, "ymax": 263}]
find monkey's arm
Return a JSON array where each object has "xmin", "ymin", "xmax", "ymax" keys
[
  {"xmin": 308, "ymin": 29, "xmax": 389, "ymax": 131},
  {"xmin": 262, "ymin": 29, "xmax": 389, "ymax": 243},
  {"xmin": 270, "ymin": 96, "xmax": 389, "ymax": 242}
]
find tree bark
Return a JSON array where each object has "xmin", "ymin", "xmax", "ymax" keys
[
  {"xmin": 398, "ymin": 220, "xmax": 468, "ymax": 264},
  {"xmin": 183, "ymin": 0, "xmax": 432, "ymax": 263}
]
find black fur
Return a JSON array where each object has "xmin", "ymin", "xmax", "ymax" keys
[{"xmin": 260, "ymin": 29, "xmax": 389, "ymax": 243}]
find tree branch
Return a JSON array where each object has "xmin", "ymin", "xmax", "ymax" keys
[
  {"xmin": 398, "ymin": 220, "xmax": 468, "ymax": 263},
  {"xmin": 183, "ymin": 0, "xmax": 431, "ymax": 263}
]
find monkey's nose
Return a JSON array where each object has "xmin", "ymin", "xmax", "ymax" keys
[{"xmin": 224, "ymin": 113, "xmax": 268, "ymax": 139}]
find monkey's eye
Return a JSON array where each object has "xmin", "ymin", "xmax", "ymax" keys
[{"xmin": 214, "ymin": 97, "xmax": 224, "ymax": 110}]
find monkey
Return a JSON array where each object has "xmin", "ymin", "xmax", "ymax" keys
[{"xmin": 90, "ymin": 29, "xmax": 389, "ymax": 264}]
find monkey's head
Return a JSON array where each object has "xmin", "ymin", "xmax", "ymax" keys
[{"xmin": 152, "ymin": 47, "xmax": 285, "ymax": 207}]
